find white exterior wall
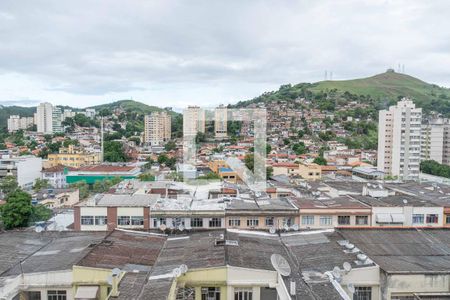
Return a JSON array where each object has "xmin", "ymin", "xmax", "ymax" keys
[
  {"xmin": 384, "ymin": 273, "xmax": 450, "ymax": 300},
  {"xmin": 371, "ymin": 206, "xmax": 443, "ymax": 227},
  {"xmin": 36, "ymin": 102, "xmax": 53, "ymax": 134},
  {"xmin": 16, "ymin": 156, "xmax": 42, "ymax": 188},
  {"xmin": 42, "ymin": 171, "xmax": 67, "ymax": 188},
  {"xmin": 117, "ymin": 207, "xmax": 145, "ymax": 229}
]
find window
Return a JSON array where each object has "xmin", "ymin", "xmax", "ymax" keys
[
  {"xmin": 94, "ymin": 216, "xmax": 107, "ymax": 225},
  {"xmin": 118, "ymin": 216, "xmax": 131, "ymax": 225},
  {"xmin": 209, "ymin": 218, "xmax": 222, "ymax": 228},
  {"xmin": 176, "ymin": 287, "xmax": 196, "ymax": 300},
  {"xmin": 301, "ymin": 215, "xmax": 314, "ymax": 225},
  {"xmin": 353, "ymin": 286, "xmax": 371, "ymax": 300},
  {"xmin": 320, "ymin": 216, "xmax": 332, "ymax": 226},
  {"xmin": 338, "ymin": 216, "xmax": 350, "ymax": 225},
  {"xmin": 81, "ymin": 216, "xmax": 94, "ymax": 225},
  {"xmin": 172, "ymin": 218, "xmax": 185, "ymax": 228},
  {"xmin": 191, "ymin": 218, "xmax": 204, "ymax": 228},
  {"xmin": 47, "ymin": 290, "xmax": 67, "ymax": 300},
  {"xmin": 131, "ymin": 216, "xmax": 144, "ymax": 226},
  {"xmin": 234, "ymin": 288, "xmax": 253, "ymax": 300},
  {"xmin": 282, "ymin": 218, "xmax": 293, "ymax": 226},
  {"xmin": 355, "ymin": 216, "xmax": 368, "ymax": 225},
  {"xmin": 265, "ymin": 217, "xmax": 274, "ymax": 226},
  {"xmin": 426, "ymin": 214, "xmax": 439, "ymax": 224},
  {"xmin": 412, "ymin": 214, "xmax": 424, "ymax": 224},
  {"xmin": 229, "ymin": 218, "xmax": 241, "ymax": 227},
  {"xmin": 26, "ymin": 292, "xmax": 41, "ymax": 300},
  {"xmin": 201, "ymin": 287, "xmax": 220, "ymax": 300},
  {"xmin": 446, "ymin": 215, "xmax": 450, "ymax": 224},
  {"xmin": 247, "ymin": 218, "xmax": 259, "ymax": 227}
]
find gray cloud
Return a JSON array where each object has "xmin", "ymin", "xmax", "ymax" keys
[{"xmin": 0, "ymin": 0, "xmax": 450, "ymax": 107}]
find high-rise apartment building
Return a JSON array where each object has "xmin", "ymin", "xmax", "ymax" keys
[
  {"xmin": 215, "ymin": 105, "xmax": 228, "ymax": 138},
  {"xmin": 7, "ymin": 115, "xmax": 34, "ymax": 132},
  {"xmin": 421, "ymin": 118, "xmax": 450, "ymax": 165},
  {"xmin": 144, "ymin": 112, "xmax": 172, "ymax": 145},
  {"xmin": 36, "ymin": 102, "xmax": 54, "ymax": 134},
  {"xmin": 183, "ymin": 106, "xmax": 205, "ymax": 136},
  {"xmin": 52, "ymin": 106, "xmax": 63, "ymax": 133},
  {"xmin": 377, "ymin": 98, "xmax": 422, "ymax": 180}
]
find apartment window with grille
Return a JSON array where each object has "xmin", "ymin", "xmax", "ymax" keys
[
  {"xmin": 353, "ymin": 286, "xmax": 371, "ymax": 300},
  {"xmin": 229, "ymin": 218, "xmax": 240, "ymax": 227},
  {"xmin": 301, "ymin": 215, "xmax": 314, "ymax": 225},
  {"xmin": 201, "ymin": 287, "xmax": 221, "ymax": 300},
  {"xmin": 118, "ymin": 216, "xmax": 131, "ymax": 225},
  {"xmin": 191, "ymin": 218, "xmax": 204, "ymax": 228},
  {"xmin": 355, "ymin": 216, "xmax": 368, "ymax": 225},
  {"xmin": 94, "ymin": 216, "xmax": 107, "ymax": 225},
  {"xmin": 320, "ymin": 216, "xmax": 332, "ymax": 226},
  {"xmin": 47, "ymin": 290, "xmax": 67, "ymax": 300},
  {"xmin": 412, "ymin": 214, "xmax": 424, "ymax": 224},
  {"xmin": 247, "ymin": 218, "xmax": 259, "ymax": 227},
  {"xmin": 338, "ymin": 216, "xmax": 350, "ymax": 225},
  {"xmin": 446, "ymin": 215, "xmax": 450, "ymax": 224},
  {"xmin": 265, "ymin": 217, "xmax": 274, "ymax": 226},
  {"xmin": 131, "ymin": 216, "xmax": 144, "ymax": 225},
  {"xmin": 209, "ymin": 218, "xmax": 222, "ymax": 228},
  {"xmin": 426, "ymin": 214, "xmax": 439, "ymax": 224},
  {"xmin": 234, "ymin": 288, "xmax": 253, "ymax": 300},
  {"xmin": 81, "ymin": 216, "xmax": 94, "ymax": 225}
]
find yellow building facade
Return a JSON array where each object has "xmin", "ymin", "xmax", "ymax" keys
[{"xmin": 48, "ymin": 145, "xmax": 101, "ymax": 168}]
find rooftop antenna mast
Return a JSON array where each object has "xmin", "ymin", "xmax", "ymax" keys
[{"xmin": 101, "ymin": 116, "xmax": 104, "ymax": 163}]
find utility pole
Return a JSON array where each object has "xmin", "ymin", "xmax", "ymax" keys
[{"xmin": 101, "ymin": 116, "xmax": 104, "ymax": 163}]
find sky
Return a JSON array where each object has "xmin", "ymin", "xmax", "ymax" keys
[{"xmin": 0, "ymin": 0, "xmax": 450, "ymax": 109}]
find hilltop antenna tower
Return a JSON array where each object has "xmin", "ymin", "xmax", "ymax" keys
[
  {"xmin": 330, "ymin": 71, "xmax": 333, "ymax": 80},
  {"xmin": 402, "ymin": 64, "xmax": 405, "ymax": 73},
  {"xmin": 324, "ymin": 70, "xmax": 328, "ymax": 80}
]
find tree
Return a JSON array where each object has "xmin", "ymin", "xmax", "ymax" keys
[
  {"xmin": 313, "ymin": 157, "xmax": 327, "ymax": 166},
  {"xmin": 157, "ymin": 154, "xmax": 169, "ymax": 164},
  {"xmin": 138, "ymin": 173, "xmax": 155, "ymax": 181},
  {"xmin": 0, "ymin": 176, "xmax": 19, "ymax": 195},
  {"xmin": 195, "ymin": 132, "xmax": 206, "ymax": 144},
  {"xmin": 29, "ymin": 204, "xmax": 53, "ymax": 224},
  {"xmin": 245, "ymin": 154, "xmax": 254, "ymax": 172},
  {"xmin": 292, "ymin": 142, "xmax": 307, "ymax": 155},
  {"xmin": 70, "ymin": 181, "xmax": 89, "ymax": 199},
  {"xmin": 164, "ymin": 140, "xmax": 177, "ymax": 151},
  {"xmin": 33, "ymin": 178, "xmax": 50, "ymax": 191},
  {"xmin": 0, "ymin": 190, "xmax": 33, "ymax": 229},
  {"xmin": 104, "ymin": 141, "xmax": 128, "ymax": 162},
  {"xmin": 266, "ymin": 166, "xmax": 273, "ymax": 179}
]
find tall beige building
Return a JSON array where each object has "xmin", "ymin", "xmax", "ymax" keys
[
  {"xmin": 183, "ymin": 106, "xmax": 205, "ymax": 136},
  {"xmin": 144, "ymin": 112, "xmax": 172, "ymax": 145},
  {"xmin": 36, "ymin": 102, "xmax": 54, "ymax": 134},
  {"xmin": 215, "ymin": 105, "xmax": 228, "ymax": 138},
  {"xmin": 377, "ymin": 98, "xmax": 422, "ymax": 180}
]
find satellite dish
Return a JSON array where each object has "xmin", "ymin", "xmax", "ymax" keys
[
  {"xmin": 332, "ymin": 266, "xmax": 341, "ymax": 278},
  {"xmin": 291, "ymin": 224, "xmax": 299, "ymax": 231},
  {"xmin": 159, "ymin": 224, "xmax": 167, "ymax": 231},
  {"xmin": 179, "ymin": 264, "xmax": 188, "ymax": 274},
  {"xmin": 402, "ymin": 199, "xmax": 408, "ymax": 204},
  {"xmin": 269, "ymin": 226, "xmax": 276, "ymax": 234},
  {"xmin": 35, "ymin": 226, "xmax": 43, "ymax": 233},
  {"xmin": 357, "ymin": 254, "xmax": 368, "ymax": 261},
  {"xmin": 283, "ymin": 224, "xmax": 290, "ymax": 231},
  {"xmin": 106, "ymin": 275, "xmax": 113, "ymax": 285},
  {"xmin": 57, "ymin": 225, "xmax": 64, "ymax": 232},
  {"xmin": 112, "ymin": 268, "xmax": 121, "ymax": 276},
  {"xmin": 270, "ymin": 254, "xmax": 291, "ymax": 276},
  {"xmin": 185, "ymin": 224, "xmax": 192, "ymax": 230},
  {"xmin": 348, "ymin": 283, "xmax": 355, "ymax": 294},
  {"xmin": 345, "ymin": 243, "xmax": 355, "ymax": 250},
  {"xmin": 343, "ymin": 262, "xmax": 352, "ymax": 272},
  {"xmin": 178, "ymin": 225, "xmax": 185, "ymax": 232},
  {"xmin": 172, "ymin": 267, "xmax": 182, "ymax": 277}
]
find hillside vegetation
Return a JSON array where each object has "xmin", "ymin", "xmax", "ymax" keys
[
  {"xmin": 89, "ymin": 99, "xmax": 177, "ymax": 116},
  {"xmin": 235, "ymin": 70, "xmax": 450, "ymax": 116},
  {"xmin": 0, "ymin": 105, "xmax": 35, "ymax": 129}
]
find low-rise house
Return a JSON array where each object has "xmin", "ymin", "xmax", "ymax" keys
[
  {"xmin": 33, "ymin": 188, "xmax": 80, "ymax": 208},
  {"xmin": 298, "ymin": 162, "xmax": 322, "ymax": 181}
]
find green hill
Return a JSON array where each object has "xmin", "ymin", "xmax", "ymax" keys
[
  {"xmin": 235, "ymin": 70, "xmax": 450, "ymax": 115},
  {"xmin": 89, "ymin": 99, "xmax": 177, "ymax": 116}
]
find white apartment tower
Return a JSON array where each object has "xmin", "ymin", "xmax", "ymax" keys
[
  {"xmin": 377, "ymin": 98, "xmax": 422, "ymax": 180},
  {"xmin": 421, "ymin": 118, "xmax": 450, "ymax": 165},
  {"xmin": 215, "ymin": 105, "xmax": 228, "ymax": 138},
  {"xmin": 36, "ymin": 102, "xmax": 54, "ymax": 134},
  {"xmin": 7, "ymin": 115, "xmax": 34, "ymax": 132},
  {"xmin": 144, "ymin": 112, "xmax": 172, "ymax": 145},
  {"xmin": 183, "ymin": 106, "xmax": 205, "ymax": 136}
]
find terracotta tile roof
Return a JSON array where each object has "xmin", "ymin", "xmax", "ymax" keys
[
  {"xmin": 272, "ymin": 163, "xmax": 298, "ymax": 168},
  {"xmin": 42, "ymin": 165, "xmax": 77, "ymax": 173}
]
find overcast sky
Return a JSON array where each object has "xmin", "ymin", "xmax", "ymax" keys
[{"xmin": 0, "ymin": 0, "xmax": 449, "ymax": 109}]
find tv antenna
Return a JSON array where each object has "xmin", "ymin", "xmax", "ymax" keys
[
  {"xmin": 269, "ymin": 226, "xmax": 276, "ymax": 234},
  {"xmin": 270, "ymin": 254, "xmax": 291, "ymax": 276}
]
